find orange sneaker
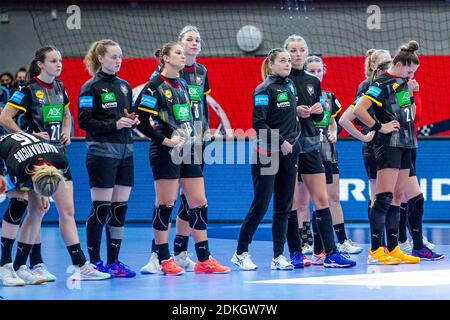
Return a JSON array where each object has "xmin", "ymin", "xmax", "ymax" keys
[
  {"xmin": 194, "ymin": 256, "xmax": 231, "ymax": 274},
  {"xmin": 160, "ymin": 257, "xmax": 185, "ymax": 276},
  {"xmin": 367, "ymin": 247, "xmax": 402, "ymax": 265},
  {"xmin": 387, "ymin": 246, "xmax": 420, "ymax": 264}
]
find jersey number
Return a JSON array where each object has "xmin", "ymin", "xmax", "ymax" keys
[
  {"xmin": 403, "ymin": 108, "xmax": 415, "ymax": 122},
  {"xmin": 50, "ymin": 124, "xmax": 61, "ymax": 141},
  {"xmin": 10, "ymin": 133, "xmax": 41, "ymax": 146}
]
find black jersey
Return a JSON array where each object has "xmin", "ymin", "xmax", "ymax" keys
[
  {"xmin": 179, "ymin": 63, "xmax": 210, "ymax": 134},
  {"xmin": 78, "ymin": 71, "xmax": 134, "ymax": 159},
  {"xmin": 288, "ymin": 68, "xmax": 323, "ymax": 152},
  {"xmin": 315, "ymin": 90, "xmax": 341, "ymax": 161},
  {"xmin": 0, "ymin": 133, "xmax": 68, "ymax": 190},
  {"xmin": 6, "ymin": 77, "xmax": 69, "ymax": 147},
  {"xmin": 351, "ymin": 79, "xmax": 377, "ymax": 135},
  {"xmin": 252, "ymin": 75, "xmax": 299, "ymax": 152},
  {"xmin": 135, "ymin": 73, "xmax": 193, "ymax": 145},
  {"xmin": 363, "ymin": 73, "xmax": 417, "ymax": 148}
]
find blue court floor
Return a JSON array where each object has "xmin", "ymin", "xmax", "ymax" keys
[{"xmin": 1, "ymin": 223, "xmax": 450, "ymax": 300}]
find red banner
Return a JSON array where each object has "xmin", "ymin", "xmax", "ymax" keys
[{"xmin": 60, "ymin": 56, "xmax": 450, "ymax": 137}]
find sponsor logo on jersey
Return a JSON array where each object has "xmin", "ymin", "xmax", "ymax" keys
[
  {"xmin": 188, "ymin": 85, "xmax": 201, "ymax": 101},
  {"xmin": 10, "ymin": 91, "xmax": 25, "ymax": 104},
  {"xmin": 396, "ymin": 89, "xmax": 411, "ymax": 108},
  {"xmin": 120, "ymin": 84, "xmax": 128, "ymax": 96},
  {"xmin": 43, "ymin": 105, "xmax": 64, "ymax": 123},
  {"xmin": 314, "ymin": 110, "xmax": 331, "ymax": 127},
  {"xmin": 164, "ymin": 89, "xmax": 172, "ymax": 99},
  {"xmin": 254, "ymin": 94, "xmax": 269, "ymax": 106},
  {"xmin": 392, "ymin": 82, "xmax": 400, "ymax": 90},
  {"xmin": 173, "ymin": 103, "xmax": 191, "ymax": 121},
  {"xmin": 366, "ymin": 86, "xmax": 382, "ymax": 98},
  {"xmin": 276, "ymin": 92, "xmax": 289, "ymax": 103},
  {"xmin": 79, "ymin": 96, "xmax": 94, "ymax": 108},
  {"xmin": 35, "ymin": 90, "xmax": 44, "ymax": 99},
  {"xmin": 140, "ymin": 94, "xmax": 157, "ymax": 109},
  {"xmin": 101, "ymin": 92, "xmax": 116, "ymax": 103}
]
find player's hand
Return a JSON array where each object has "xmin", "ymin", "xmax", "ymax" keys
[
  {"xmin": 163, "ymin": 135, "xmax": 185, "ymax": 148},
  {"xmin": 327, "ymin": 133, "xmax": 337, "ymax": 143},
  {"xmin": 33, "ymin": 131, "xmax": 50, "ymax": 140},
  {"xmin": 297, "ymin": 105, "xmax": 311, "ymax": 118},
  {"xmin": 280, "ymin": 140, "xmax": 293, "ymax": 155},
  {"xmin": 124, "ymin": 109, "xmax": 140, "ymax": 125},
  {"xmin": 310, "ymin": 102, "xmax": 323, "ymax": 115},
  {"xmin": 379, "ymin": 120, "xmax": 400, "ymax": 134},
  {"xmin": 116, "ymin": 117, "xmax": 136, "ymax": 129},
  {"xmin": 0, "ymin": 176, "xmax": 7, "ymax": 194},
  {"xmin": 407, "ymin": 79, "xmax": 419, "ymax": 93},
  {"xmin": 61, "ymin": 131, "xmax": 71, "ymax": 146},
  {"xmin": 39, "ymin": 197, "xmax": 49, "ymax": 212},
  {"xmin": 362, "ymin": 130, "xmax": 376, "ymax": 142}
]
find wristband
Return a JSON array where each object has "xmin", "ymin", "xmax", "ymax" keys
[
  {"xmin": 370, "ymin": 120, "xmax": 382, "ymax": 132},
  {"xmin": 410, "ymin": 96, "xmax": 415, "ymax": 104}
]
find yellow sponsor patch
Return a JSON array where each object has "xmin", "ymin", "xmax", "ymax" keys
[
  {"xmin": 392, "ymin": 83, "xmax": 399, "ymax": 90},
  {"xmin": 164, "ymin": 89, "xmax": 172, "ymax": 99},
  {"xmin": 36, "ymin": 90, "xmax": 44, "ymax": 99}
]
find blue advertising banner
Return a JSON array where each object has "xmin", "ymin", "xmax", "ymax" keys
[{"xmin": 0, "ymin": 139, "xmax": 448, "ymax": 222}]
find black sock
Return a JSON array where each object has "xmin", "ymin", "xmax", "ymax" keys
[
  {"xmin": 312, "ymin": 211, "xmax": 324, "ymax": 254},
  {"xmin": 106, "ymin": 230, "xmax": 122, "ymax": 265},
  {"xmin": 333, "ymin": 223, "xmax": 348, "ymax": 244},
  {"xmin": 13, "ymin": 242, "xmax": 33, "ymax": 271},
  {"xmin": 29, "ymin": 243, "xmax": 44, "ymax": 268},
  {"xmin": 174, "ymin": 235, "xmax": 189, "ymax": 255},
  {"xmin": 369, "ymin": 193, "xmax": 392, "ymax": 252},
  {"xmin": 398, "ymin": 202, "xmax": 409, "ymax": 243},
  {"xmin": 408, "ymin": 194, "xmax": 424, "ymax": 250},
  {"xmin": 195, "ymin": 240, "xmax": 210, "ymax": 262},
  {"xmin": 302, "ymin": 222, "xmax": 313, "ymax": 246},
  {"xmin": 386, "ymin": 205, "xmax": 400, "ymax": 251},
  {"xmin": 315, "ymin": 208, "xmax": 336, "ymax": 254},
  {"xmin": 272, "ymin": 212, "xmax": 289, "ymax": 258},
  {"xmin": 286, "ymin": 211, "xmax": 302, "ymax": 254},
  {"xmin": 155, "ymin": 243, "xmax": 170, "ymax": 263},
  {"xmin": 151, "ymin": 239, "xmax": 156, "ymax": 253},
  {"xmin": 236, "ymin": 243, "xmax": 248, "ymax": 255},
  {"xmin": 67, "ymin": 243, "xmax": 86, "ymax": 267},
  {"xmin": 1, "ymin": 237, "xmax": 15, "ymax": 266},
  {"xmin": 86, "ymin": 201, "xmax": 110, "ymax": 263},
  {"xmin": 368, "ymin": 200, "xmax": 372, "ymax": 220}
]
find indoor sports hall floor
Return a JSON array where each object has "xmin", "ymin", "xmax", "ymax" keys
[{"xmin": 1, "ymin": 223, "xmax": 450, "ymax": 300}]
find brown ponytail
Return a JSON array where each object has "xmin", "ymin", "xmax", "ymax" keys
[{"xmin": 84, "ymin": 39, "xmax": 119, "ymax": 76}]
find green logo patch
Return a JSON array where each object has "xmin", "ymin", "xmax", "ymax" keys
[
  {"xmin": 101, "ymin": 92, "xmax": 116, "ymax": 103},
  {"xmin": 188, "ymin": 85, "xmax": 202, "ymax": 101},
  {"xmin": 42, "ymin": 105, "xmax": 64, "ymax": 123},
  {"xmin": 313, "ymin": 111, "xmax": 330, "ymax": 127},
  {"xmin": 277, "ymin": 92, "xmax": 289, "ymax": 102},
  {"xmin": 173, "ymin": 103, "xmax": 191, "ymax": 121},
  {"xmin": 396, "ymin": 90, "xmax": 411, "ymax": 108}
]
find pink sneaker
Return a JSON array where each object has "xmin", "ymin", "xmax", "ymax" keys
[{"xmin": 311, "ymin": 251, "xmax": 326, "ymax": 265}]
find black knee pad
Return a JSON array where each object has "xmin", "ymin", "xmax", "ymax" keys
[
  {"xmin": 177, "ymin": 194, "xmax": 190, "ymax": 222},
  {"xmin": 152, "ymin": 205, "xmax": 173, "ymax": 231},
  {"xmin": 373, "ymin": 192, "xmax": 393, "ymax": 212},
  {"xmin": 408, "ymin": 193, "xmax": 424, "ymax": 225},
  {"xmin": 107, "ymin": 202, "xmax": 128, "ymax": 227},
  {"xmin": 3, "ymin": 198, "xmax": 28, "ymax": 225},
  {"xmin": 188, "ymin": 205, "xmax": 208, "ymax": 230},
  {"xmin": 86, "ymin": 201, "xmax": 111, "ymax": 226}
]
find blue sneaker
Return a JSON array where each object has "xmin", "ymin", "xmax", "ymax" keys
[
  {"xmin": 324, "ymin": 250, "xmax": 356, "ymax": 268},
  {"xmin": 412, "ymin": 247, "xmax": 445, "ymax": 261},
  {"xmin": 93, "ymin": 260, "xmax": 114, "ymax": 277},
  {"xmin": 289, "ymin": 251, "xmax": 304, "ymax": 269},
  {"xmin": 107, "ymin": 260, "xmax": 137, "ymax": 278}
]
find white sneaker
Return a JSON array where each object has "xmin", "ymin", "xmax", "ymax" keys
[
  {"xmin": 16, "ymin": 265, "xmax": 48, "ymax": 285},
  {"xmin": 32, "ymin": 263, "xmax": 57, "ymax": 282},
  {"xmin": 337, "ymin": 239, "xmax": 363, "ymax": 254},
  {"xmin": 271, "ymin": 255, "xmax": 294, "ymax": 270},
  {"xmin": 0, "ymin": 263, "xmax": 25, "ymax": 286},
  {"xmin": 423, "ymin": 236, "xmax": 435, "ymax": 250},
  {"xmin": 140, "ymin": 252, "xmax": 160, "ymax": 274},
  {"xmin": 230, "ymin": 252, "xmax": 258, "ymax": 271},
  {"xmin": 302, "ymin": 243, "xmax": 313, "ymax": 254},
  {"xmin": 69, "ymin": 262, "xmax": 112, "ymax": 281},
  {"xmin": 399, "ymin": 239, "xmax": 413, "ymax": 254},
  {"xmin": 174, "ymin": 251, "xmax": 196, "ymax": 272},
  {"xmin": 311, "ymin": 251, "xmax": 326, "ymax": 265}
]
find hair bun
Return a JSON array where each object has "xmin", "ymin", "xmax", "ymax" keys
[
  {"xmin": 154, "ymin": 49, "xmax": 161, "ymax": 58},
  {"xmin": 400, "ymin": 40, "xmax": 419, "ymax": 53},
  {"xmin": 366, "ymin": 48, "xmax": 376, "ymax": 57}
]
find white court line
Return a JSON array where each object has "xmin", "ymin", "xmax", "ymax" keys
[{"xmin": 247, "ymin": 269, "xmax": 450, "ymax": 287}]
